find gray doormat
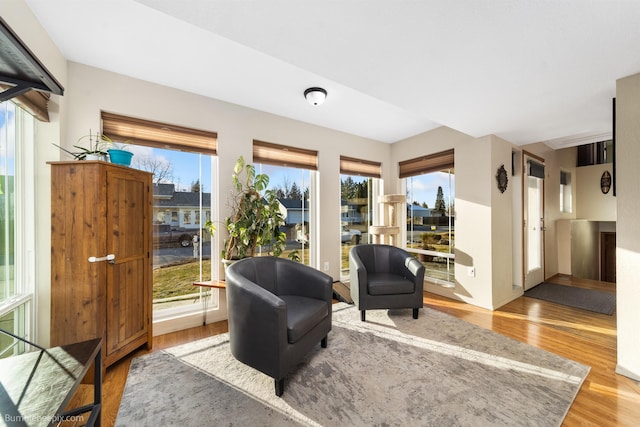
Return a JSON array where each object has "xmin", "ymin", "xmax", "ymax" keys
[{"xmin": 525, "ymin": 282, "xmax": 616, "ymax": 315}]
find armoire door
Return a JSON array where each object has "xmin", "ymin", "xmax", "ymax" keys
[{"xmin": 104, "ymin": 166, "xmax": 152, "ymax": 363}]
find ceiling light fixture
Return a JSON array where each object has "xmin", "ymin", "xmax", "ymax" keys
[{"xmin": 304, "ymin": 87, "xmax": 327, "ymax": 106}]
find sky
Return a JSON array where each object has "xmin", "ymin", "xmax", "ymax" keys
[
  {"xmin": 0, "ymin": 103, "xmax": 16, "ymax": 177},
  {"xmin": 406, "ymin": 171, "xmax": 455, "ymax": 209},
  {"xmin": 130, "ymin": 145, "xmax": 212, "ymax": 192},
  {"xmin": 126, "ymin": 143, "xmax": 454, "ymax": 207}
]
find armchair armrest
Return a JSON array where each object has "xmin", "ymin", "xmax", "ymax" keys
[{"xmin": 403, "ymin": 256, "xmax": 425, "ymax": 284}]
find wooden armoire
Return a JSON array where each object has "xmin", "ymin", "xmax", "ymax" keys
[{"xmin": 50, "ymin": 161, "xmax": 153, "ymax": 367}]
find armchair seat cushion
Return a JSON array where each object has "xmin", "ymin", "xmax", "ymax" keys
[
  {"xmin": 281, "ymin": 295, "xmax": 329, "ymax": 344},
  {"xmin": 367, "ymin": 273, "xmax": 415, "ymax": 295}
]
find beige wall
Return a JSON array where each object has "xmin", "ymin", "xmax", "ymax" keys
[
  {"xmin": 490, "ymin": 135, "xmax": 517, "ymax": 308},
  {"xmin": 576, "ymin": 163, "xmax": 616, "ymax": 221},
  {"xmin": 60, "ymin": 62, "xmax": 391, "ymax": 335},
  {"xmin": 615, "ymin": 72, "xmax": 640, "ymax": 381}
]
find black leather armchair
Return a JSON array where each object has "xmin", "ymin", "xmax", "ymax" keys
[
  {"xmin": 349, "ymin": 244, "xmax": 425, "ymax": 322},
  {"xmin": 225, "ymin": 256, "xmax": 333, "ymax": 396}
]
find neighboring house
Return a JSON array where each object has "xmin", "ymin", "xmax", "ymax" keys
[
  {"xmin": 407, "ymin": 203, "xmax": 431, "ymax": 225},
  {"xmin": 278, "ymin": 198, "xmax": 308, "ymax": 225},
  {"xmin": 340, "ymin": 199, "xmax": 365, "ymax": 224},
  {"xmin": 152, "ymin": 183, "xmax": 211, "ymax": 230}
]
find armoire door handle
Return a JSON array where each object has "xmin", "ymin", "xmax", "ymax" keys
[{"xmin": 88, "ymin": 254, "xmax": 116, "ymax": 264}]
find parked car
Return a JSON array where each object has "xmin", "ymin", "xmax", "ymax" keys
[
  {"xmin": 341, "ymin": 225, "xmax": 361, "ymax": 244},
  {"xmin": 153, "ymin": 224, "xmax": 195, "ymax": 247},
  {"xmin": 295, "ymin": 224, "xmax": 362, "ymax": 245}
]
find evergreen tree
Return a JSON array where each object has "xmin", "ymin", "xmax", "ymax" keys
[
  {"xmin": 341, "ymin": 177, "xmax": 357, "ymax": 199},
  {"xmin": 290, "ymin": 182, "xmax": 302, "ymax": 200},
  {"xmin": 435, "ymin": 186, "xmax": 446, "ymax": 215},
  {"xmin": 361, "ymin": 181, "xmax": 370, "ymax": 198}
]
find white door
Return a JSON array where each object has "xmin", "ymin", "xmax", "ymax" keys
[{"xmin": 524, "ymin": 157, "xmax": 545, "ymax": 290}]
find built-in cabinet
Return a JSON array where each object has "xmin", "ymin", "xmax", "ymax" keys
[{"xmin": 50, "ymin": 161, "xmax": 153, "ymax": 367}]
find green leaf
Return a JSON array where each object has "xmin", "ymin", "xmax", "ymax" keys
[{"xmin": 234, "ymin": 156, "xmax": 245, "ymax": 174}]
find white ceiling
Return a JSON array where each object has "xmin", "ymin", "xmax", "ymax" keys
[{"xmin": 25, "ymin": 0, "xmax": 640, "ymax": 146}]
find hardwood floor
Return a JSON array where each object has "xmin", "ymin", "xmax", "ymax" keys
[{"xmin": 68, "ymin": 274, "xmax": 639, "ymax": 426}]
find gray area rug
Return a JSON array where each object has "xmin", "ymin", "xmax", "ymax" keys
[
  {"xmin": 525, "ymin": 282, "xmax": 616, "ymax": 315},
  {"xmin": 116, "ymin": 304, "xmax": 590, "ymax": 427}
]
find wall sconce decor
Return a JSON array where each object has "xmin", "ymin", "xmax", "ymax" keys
[{"xmin": 496, "ymin": 164, "xmax": 508, "ymax": 193}]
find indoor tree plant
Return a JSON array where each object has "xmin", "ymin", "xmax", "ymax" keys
[{"xmin": 207, "ymin": 155, "xmax": 286, "ymax": 264}]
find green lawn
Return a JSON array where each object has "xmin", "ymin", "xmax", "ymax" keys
[{"xmin": 153, "ymin": 259, "xmax": 212, "ymax": 301}]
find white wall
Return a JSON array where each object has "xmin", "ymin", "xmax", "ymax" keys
[
  {"xmin": 615, "ymin": 72, "xmax": 640, "ymax": 381},
  {"xmin": 3, "ymin": 0, "xmax": 68, "ymax": 347}
]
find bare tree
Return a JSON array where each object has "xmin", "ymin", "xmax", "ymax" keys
[
  {"xmin": 132, "ymin": 155, "xmax": 174, "ymax": 184},
  {"xmin": 273, "ymin": 176, "xmax": 293, "ymax": 198}
]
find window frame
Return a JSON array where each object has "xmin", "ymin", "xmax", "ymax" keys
[
  {"xmin": 253, "ymin": 140, "xmax": 319, "ymax": 268},
  {"xmin": 0, "ymin": 102, "xmax": 36, "ymax": 354},
  {"xmin": 400, "ymin": 149, "xmax": 455, "ymax": 287},
  {"xmin": 339, "ymin": 172, "xmax": 382, "ymax": 280}
]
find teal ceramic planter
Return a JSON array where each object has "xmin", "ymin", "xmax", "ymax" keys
[{"xmin": 108, "ymin": 149, "xmax": 133, "ymax": 166}]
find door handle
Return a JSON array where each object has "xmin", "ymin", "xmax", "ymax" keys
[{"xmin": 88, "ymin": 254, "xmax": 115, "ymax": 264}]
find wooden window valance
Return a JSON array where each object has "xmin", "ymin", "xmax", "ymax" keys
[
  {"xmin": 399, "ymin": 149, "xmax": 454, "ymax": 178},
  {"xmin": 340, "ymin": 155, "xmax": 381, "ymax": 178},
  {"xmin": 101, "ymin": 112, "xmax": 217, "ymax": 155},
  {"xmin": 253, "ymin": 140, "xmax": 318, "ymax": 170}
]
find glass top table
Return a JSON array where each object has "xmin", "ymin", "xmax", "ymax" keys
[{"xmin": 0, "ymin": 336, "xmax": 102, "ymax": 427}]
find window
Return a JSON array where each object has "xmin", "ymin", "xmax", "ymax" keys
[
  {"xmin": 400, "ymin": 150, "xmax": 455, "ymax": 285},
  {"xmin": 145, "ymin": 148, "xmax": 215, "ymax": 315},
  {"xmin": 253, "ymin": 140, "xmax": 318, "ymax": 267},
  {"xmin": 339, "ymin": 156, "xmax": 382, "ymax": 279},
  {"xmin": 0, "ymin": 102, "xmax": 35, "ymax": 358},
  {"xmin": 576, "ymin": 140, "xmax": 613, "ymax": 166},
  {"xmin": 101, "ymin": 112, "xmax": 217, "ymax": 317},
  {"xmin": 560, "ymin": 170, "xmax": 572, "ymax": 213}
]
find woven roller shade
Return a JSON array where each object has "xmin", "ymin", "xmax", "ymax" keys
[
  {"xmin": 101, "ymin": 112, "xmax": 217, "ymax": 155},
  {"xmin": 340, "ymin": 156, "xmax": 381, "ymax": 178},
  {"xmin": 253, "ymin": 140, "xmax": 317, "ymax": 170},
  {"xmin": 399, "ymin": 149, "xmax": 454, "ymax": 178},
  {"xmin": 1, "ymin": 84, "xmax": 50, "ymax": 121},
  {"xmin": 528, "ymin": 160, "xmax": 545, "ymax": 179}
]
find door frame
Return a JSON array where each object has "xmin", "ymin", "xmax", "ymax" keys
[{"xmin": 522, "ymin": 150, "xmax": 546, "ymax": 289}]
